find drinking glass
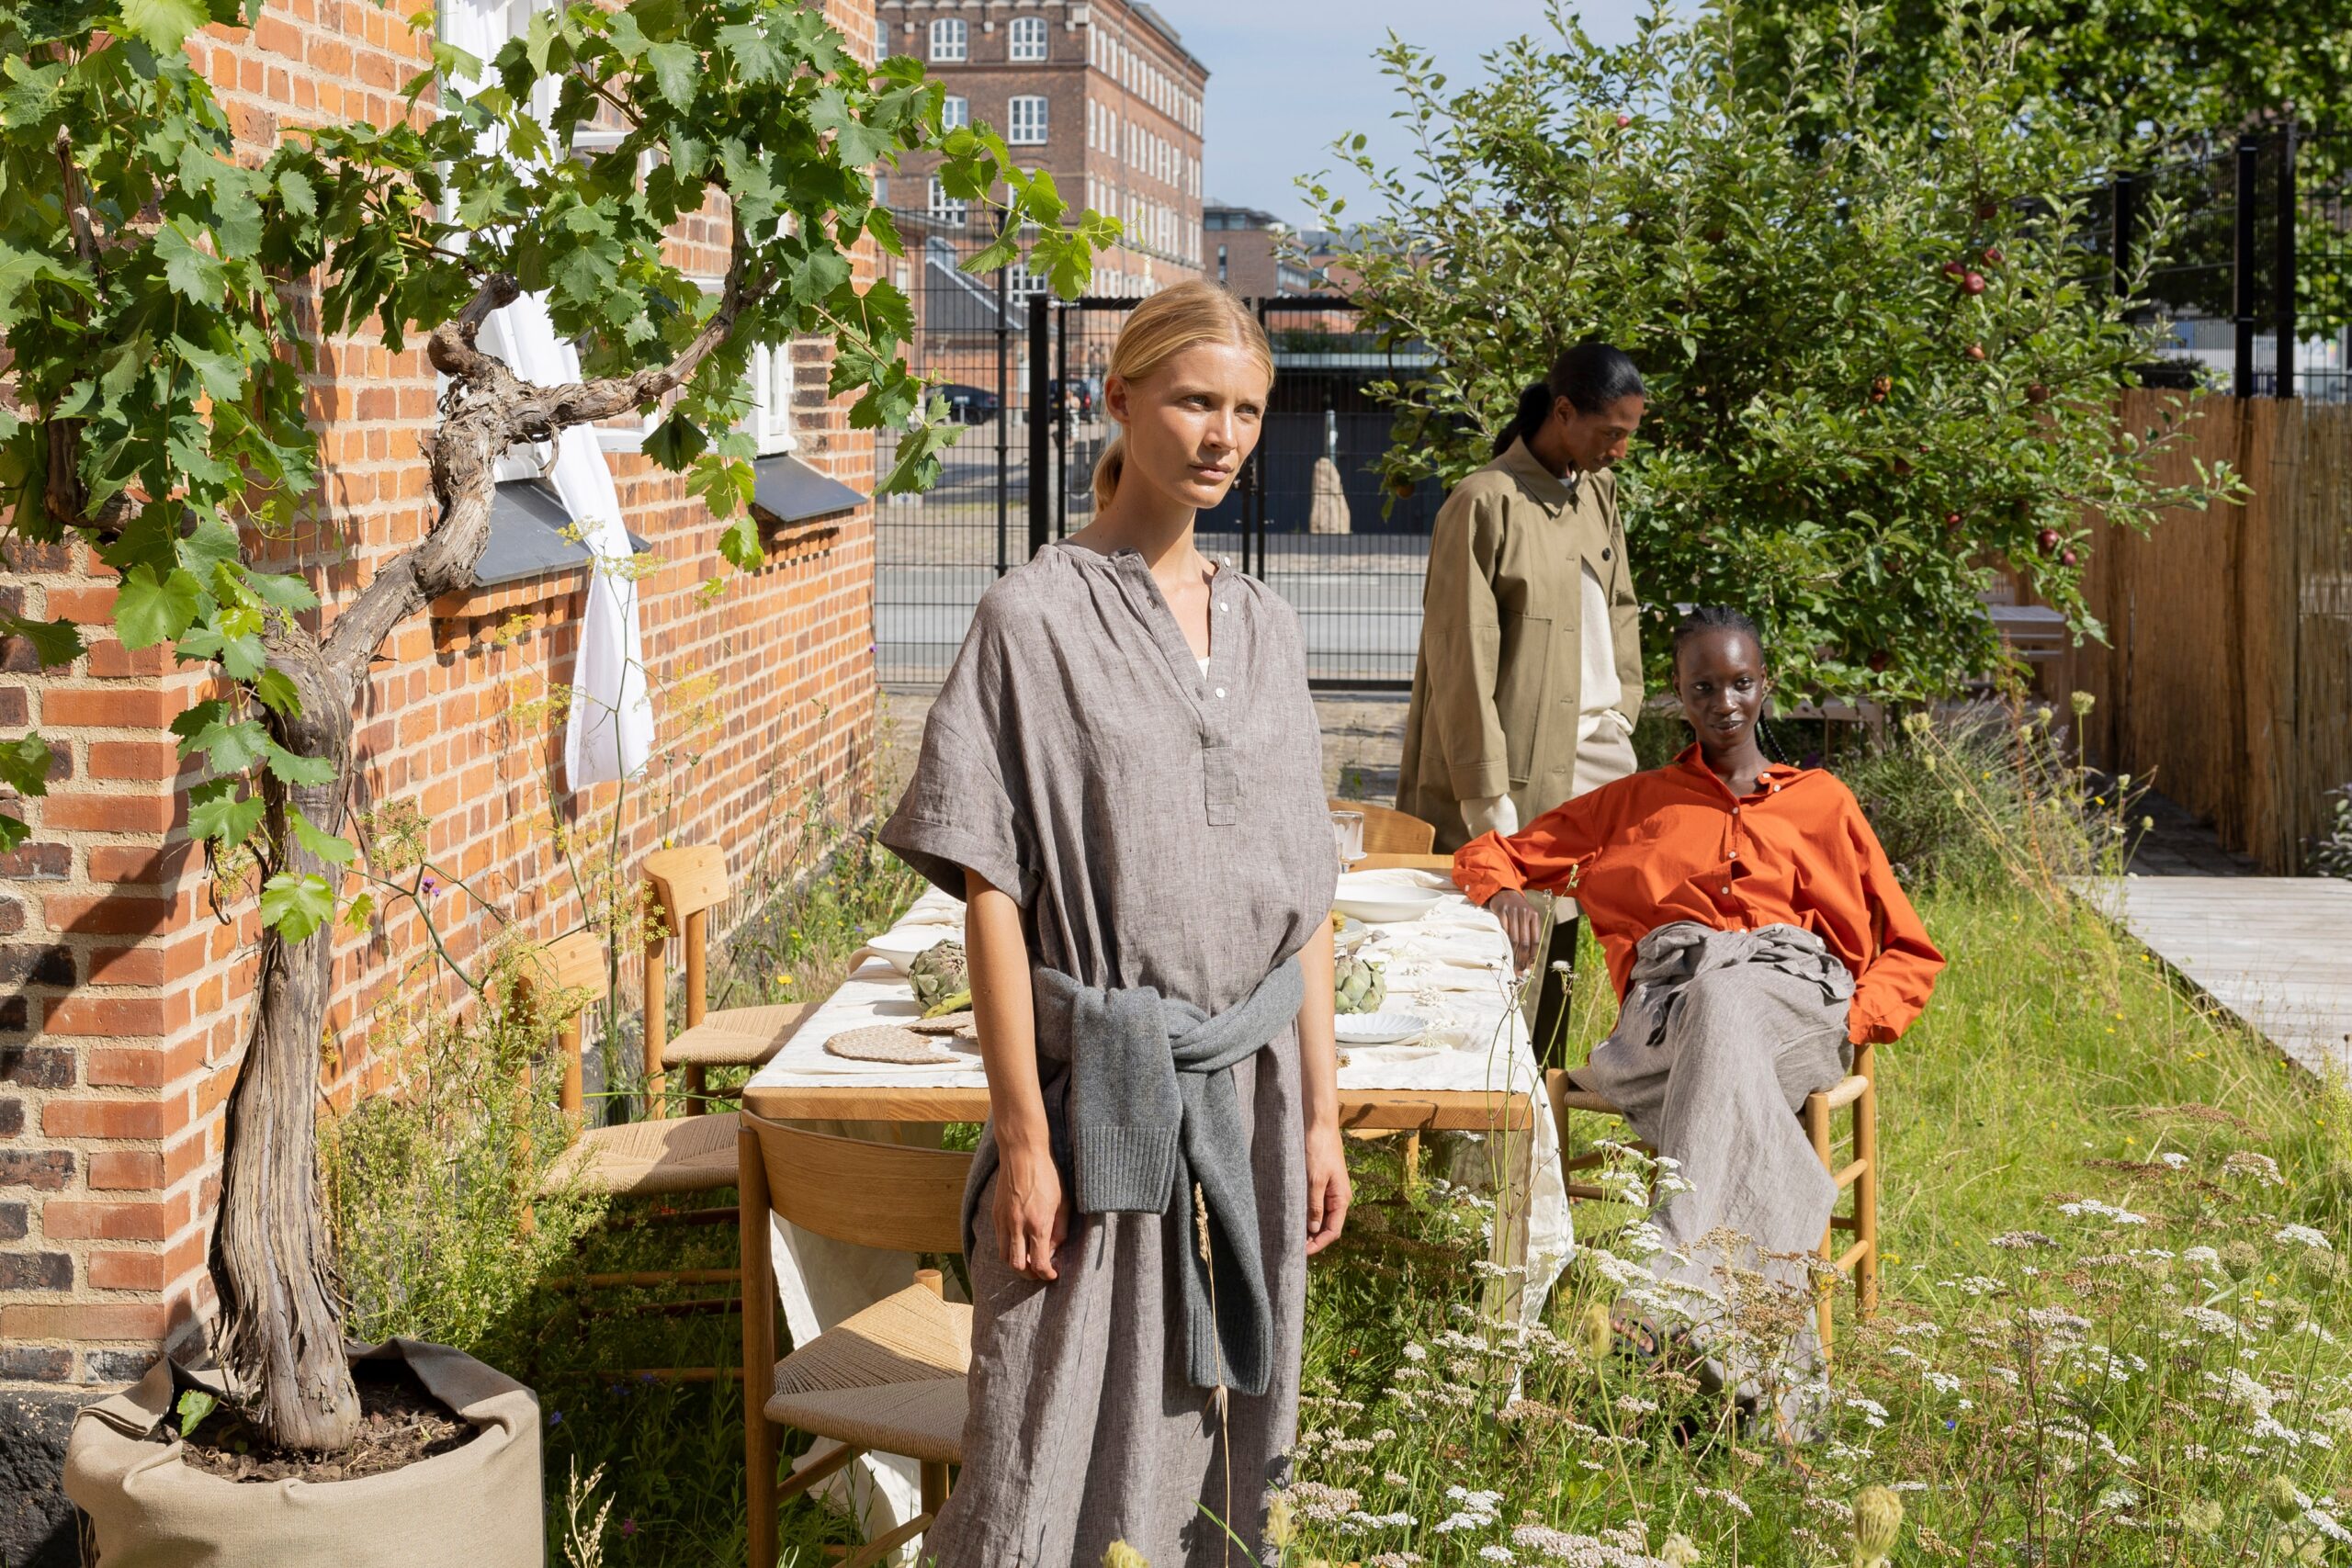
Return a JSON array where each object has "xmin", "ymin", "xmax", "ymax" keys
[{"xmin": 1329, "ymin": 809, "xmax": 1366, "ymax": 868}]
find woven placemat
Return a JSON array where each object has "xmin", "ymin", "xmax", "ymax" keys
[
  {"xmin": 825, "ymin": 1025, "xmax": 957, "ymax": 1065},
  {"xmin": 908, "ymin": 1011, "xmax": 975, "ymax": 1036}
]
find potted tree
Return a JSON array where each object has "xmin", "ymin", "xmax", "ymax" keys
[{"xmin": 2, "ymin": 0, "xmax": 1103, "ymax": 1553}]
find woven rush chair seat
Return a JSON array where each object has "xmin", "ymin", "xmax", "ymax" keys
[
  {"xmin": 763, "ymin": 1282, "xmax": 971, "ymax": 1466},
  {"xmin": 542, "ymin": 1110, "xmax": 743, "ymax": 1199},
  {"xmin": 662, "ymin": 1002, "xmax": 813, "ymax": 1070}
]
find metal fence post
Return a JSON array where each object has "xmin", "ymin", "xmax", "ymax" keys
[
  {"xmin": 1027, "ymin": 289, "xmax": 1049, "ymax": 559},
  {"xmin": 995, "ymin": 216, "xmax": 1011, "ymax": 577},
  {"xmin": 2277, "ymin": 121, "xmax": 2299, "ymax": 400},
  {"xmin": 2233, "ymin": 133, "xmax": 2259, "ymax": 396}
]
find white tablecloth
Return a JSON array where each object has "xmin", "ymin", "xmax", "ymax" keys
[{"xmin": 742, "ymin": 868, "xmax": 1572, "ymax": 1534}]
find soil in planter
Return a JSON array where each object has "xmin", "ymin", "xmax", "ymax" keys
[{"xmin": 169, "ymin": 1359, "xmax": 474, "ymax": 1483}]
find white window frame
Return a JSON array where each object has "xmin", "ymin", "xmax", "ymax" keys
[
  {"xmin": 929, "ymin": 176, "xmax": 968, "ymax": 228},
  {"xmin": 942, "ymin": 94, "xmax": 969, "ymax": 130},
  {"xmin": 1008, "ymin": 16, "xmax": 1046, "ymax": 62},
  {"xmin": 929, "ymin": 17, "xmax": 967, "ymax": 62},
  {"xmin": 1008, "ymin": 95, "xmax": 1048, "ymax": 146},
  {"xmin": 746, "ymin": 342, "xmax": 797, "ymax": 455}
]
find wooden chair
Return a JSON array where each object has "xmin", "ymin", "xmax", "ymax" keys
[
  {"xmin": 643, "ymin": 846, "xmax": 816, "ymax": 1114},
  {"xmin": 1354, "ymin": 852, "xmax": 1453, "ymax": 874},
  {"xmin": 1329, "ymin": 798, "xmax": 1437, "ymax": 856},
  {"xmin": 739, "ymin": 1114, "xmax": 974, "ymax": 1568},
  {"xmin": 1544, "ymin": 1043, "xmax": 1879, "ymax": 1353},
  {"xmin": 520, "ymin": 931, "xmax": 747, "ymax": 1376}
]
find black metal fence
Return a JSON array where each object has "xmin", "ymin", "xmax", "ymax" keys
[
  {"xmin": 2104, "ymin": 123, "xmax": 2352, "ymax": 398},
  {"xmin": 874, "ymin": 229, "xmax": 1443, "ymax": 688}
]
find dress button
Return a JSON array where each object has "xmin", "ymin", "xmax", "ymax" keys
[
  {"xmin": 1720, "ymin": 886, "xmax": 1731, "ymax": 896},
  {"xmin": 1601, "ymin": 547, "xmax": 1611, "ymax": 561},
  {"xmin": 1218, "ymin": 602, "xmax": 1230, "ymax": 613},
  {"xmin": 1214, "ymin": 688, "xmax": 1226, "ymax": 699}
]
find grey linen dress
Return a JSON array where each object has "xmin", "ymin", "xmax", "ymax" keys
[{"xmin": 881, "ymin": 541, "xmax": 1336, "ymax": 1567}]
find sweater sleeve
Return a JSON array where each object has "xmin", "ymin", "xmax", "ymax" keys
[
  {"xmin": 1452, "ymin": 784, "xmax": 1618, "ymax": 907},
  {"xmin": 1842, "ymin": 799, "xmax": 1946, "ymax": 1043}
]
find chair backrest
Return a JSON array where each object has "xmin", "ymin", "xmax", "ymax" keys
[
  {"xmin": 1329, "ymin": 798, "xmax": 1437, "ymax": 856},
  {"xmin": 743, "ymin": 1112, "xmax": 972, "ymax": 1256},
  {"xmin": 514, "ymin": 931, "xmax": 609, "ymax": 1124},
  {"xmin": 645, "ymin": 844, "xmax": 730, "ymax": 924},
  {"xmin": 1355, "ymin": 852, "xmax": 1454, "ymax": 874}
]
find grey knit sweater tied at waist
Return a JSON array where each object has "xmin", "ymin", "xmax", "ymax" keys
[{"xmin": 962, "ymin": 956, "xmax": 1304, "ymax": 1399}]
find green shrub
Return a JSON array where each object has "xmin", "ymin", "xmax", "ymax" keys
[{"xmin": 322, "ymin": 955, "xmax": 605, "ymax": 1352}]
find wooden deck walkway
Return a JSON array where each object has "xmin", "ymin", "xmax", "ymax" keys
[{"xmin": 2082, "ymin": 876, "xmax": 2352, "ymax": 1079}]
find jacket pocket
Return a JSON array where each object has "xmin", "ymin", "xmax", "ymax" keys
[{"xmin": 1496, "ymin": 613, "xmax": 1553, "ymax": 786}]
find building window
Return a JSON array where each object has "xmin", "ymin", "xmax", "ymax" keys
[
  {"xmin": 1216, "ymin": 243, "xmax": 1227, "ymax": 284},
  {"xmin": 929, "ymin": 177, "xmax": 967, "ymax": 227},
  {"xmin": 929, "ymin": 17, "xmax": 967, "ymax": 62},
  {"xmin": 1008, "ymin": 95, "xmax": 1048, "ymax": 146},
  {"xmin": 942, "ymin": 94, "xmax": 968, "ymax": 130},
  {"xmin": 1008, "ymin": 15, "xmax": 1046, "ymax": 62},
  {"xmin": 747, "ymin": 343, "xmax": 797, "ymax": 455}
]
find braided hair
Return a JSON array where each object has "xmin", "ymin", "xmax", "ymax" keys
[
  {"xmin": 1489, "ymin": 342, "xmax": 1646, "ymax": 460},
  {"xmin": 1669, "ymin": 605, "xmax": 1795, "ymax": 766}
]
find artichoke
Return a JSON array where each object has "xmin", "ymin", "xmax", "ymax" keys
[
  {"xmin": 1333, "ymin": 956, "xmax": 1386, "ymax": 1015},
  {"xmin": 909, "ymin": 941, "xmax": 968, "ymax": 1012}
]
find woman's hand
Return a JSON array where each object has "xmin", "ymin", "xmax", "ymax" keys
[
  {"xmin": 990, "ymin": 1134, "xmax": 1069, "ymax": 1282},
  {"xmin": 1487, "ymin": 887, "xmax": 1545, "ymax": 972},
  {"xmin": 1303, "ymin": 1117, "xmax": 1351, "ymax": 1256}
]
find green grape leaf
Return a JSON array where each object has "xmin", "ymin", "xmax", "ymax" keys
[{"xmin": 259, "ymin": 872, "xmax": 334, "ymax": 941}]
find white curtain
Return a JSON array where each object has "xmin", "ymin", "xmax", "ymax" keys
[{"xmin": 441, "ymin": 0, "xmax": 653, "ymax": 792}]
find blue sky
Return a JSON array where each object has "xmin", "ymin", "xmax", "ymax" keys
[{"xmin": 1173, "ymin": 1, "xmax": 1650, "ymax": 230}]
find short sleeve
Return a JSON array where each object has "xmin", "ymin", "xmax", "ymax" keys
[{"xmin": 879, "ymin": 597, "xmax": 1039, "ymax": 905}]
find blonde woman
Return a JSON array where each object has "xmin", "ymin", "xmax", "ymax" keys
[{"xmin": 883, "ymin": 280, "xmax": 1348, "ymax": 1564}]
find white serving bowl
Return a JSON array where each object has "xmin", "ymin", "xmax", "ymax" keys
[
  {"xmin": 865, "ymin": 926, "xmax": 956, "ymax": 974},
  {"xmin": 1333, "ymin": 875, "xmax": 1447, "ymax": 925}
]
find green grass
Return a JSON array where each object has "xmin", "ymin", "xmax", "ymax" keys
[{"xmin": 333, "ymin": 708, "xmax": 2352, "ymax": 1565}]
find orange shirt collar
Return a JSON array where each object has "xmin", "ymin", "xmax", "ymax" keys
[{"xmin": 1669, "ymin": 742, "xmax": 1804, "ymax": 801}]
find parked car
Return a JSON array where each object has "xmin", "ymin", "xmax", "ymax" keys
[{"xmin": 936, "ymin": 383, "xmax": 1001, "ymax": 423}]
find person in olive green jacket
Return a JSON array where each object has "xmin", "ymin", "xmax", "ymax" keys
[{"xmin": 1397, "ymin": 343, "xmax": 1648, "ymax": 1055}]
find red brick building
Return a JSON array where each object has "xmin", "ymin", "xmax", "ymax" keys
[
  {"xmin": 1205, "ymin": 201, "xmax": 1325, "ymax": 298},
  {"xmin": 879, "ymin": 0, "xmax": 1208, "ymax": 299},
  {"xmin": 0, "ymin": 1, "xmax": 884, "ymax": 1555}
]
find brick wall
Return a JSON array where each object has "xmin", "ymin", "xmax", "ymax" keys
[{"xmin": 0, "ymin": 0, "xmax": 883, "ymax": 1394}]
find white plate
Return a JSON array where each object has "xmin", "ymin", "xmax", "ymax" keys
[
  {"xmin": 1333, "ymin": 875, "xmax": 1447, "ymax": 924},
  {"xmin": 1333, "ymin": 1010, "xmax": 1428, "ymax": 1045},
  {"xmin": 865, "ymin": 927, "xmax": 956, "ymax": 974}
]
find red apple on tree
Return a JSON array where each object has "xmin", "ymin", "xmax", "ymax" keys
[
  {"xmin": 1962, "ymin": 272, "xmax": 1986, "ymax": 295},
  {"xmin": 2037, "ymin": 527, "xmax": 2062, "ymax": 554},
  {"xmin": 1944, "ymin": 510, "xmax": 1963, "ymax": 531},
  {"xmin": 1942, "ymin": 259, "xmax": 1966, "ymax": 278},
  {"xmin": 1868, "ymin": 650, "xmax": 1891, "ymax": 673},
  {"xmin": 1965, "ymin": 343, "xmax": 1987, "ymax": 362},
  {"xmin": 2027, "ymin": 382, "xmax": 2051, "ymax": 404},
  {"xmin": 2061, "ymin": 548, "xmax": 2078, "ymax": 568},
  {"xmin": 1982, "ymin": 245, "xmax": 2004, "ymax": 266}
]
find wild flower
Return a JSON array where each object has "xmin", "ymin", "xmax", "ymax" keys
[
  {"xmin": 2055, "ymin": 1197, "xmax": 2148, "ymax": 1225},
  {"xmin": 2223, "ymin": 1151, "xmax": 2286, "ymax": 1187},
  {"xmin": 1102, "ymin": 1542, "xmax": 1149, "ymax": 1568},
  {"xmin": 1658, "ymin": 1533, "xmax": 1700, "ymax": 1566},
  {"xmin": 2157, "ymin": 1151, "xmax": 2189, "ymax": 1168},
  {"xmin": 2180, "ymin": 1498, "xmax": 2225, "ymax": 1536},
  {"xmin": 1480, "ymin": 1546, "xmax": 1517, "ymax": 1563},
  {"xmin": 2276, "ymin": 1224, "xmax": 2334, "ymax": 1251},
  {"xmin": 1990, "ymin": 1230, "xmax": 2056, "ymax": 1250}
]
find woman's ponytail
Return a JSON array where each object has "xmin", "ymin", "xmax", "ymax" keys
[
  {"xmin": 1091, "ymin": 434, "xmax": 1126, "ymax": 510},
  {"xmin": 1491, "ymin": 380, "xmax": 1554, "ymax": 461}
]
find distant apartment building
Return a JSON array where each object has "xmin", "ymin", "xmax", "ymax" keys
[
  {"xmin": 1204, "ymin": 201, "xmax": 1323, "ymax": 297},
  {"xmin": 877, "ymin": 0, "xmax": 1207, "ymax": 299}
]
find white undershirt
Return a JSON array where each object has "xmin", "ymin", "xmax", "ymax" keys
[{"xmin": 1577, "ymin": 561, "xmax": 1621, "ymax": 742}]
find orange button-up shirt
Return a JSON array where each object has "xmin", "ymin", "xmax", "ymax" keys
[{"xmin": 1453, "ymin": 746, "xmax": 1945, "ymax": 1043}]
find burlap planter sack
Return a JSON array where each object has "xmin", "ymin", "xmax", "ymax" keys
[{"xmin": 63, "ymin": 1339, "xmax": 542, "ymax": 1568}]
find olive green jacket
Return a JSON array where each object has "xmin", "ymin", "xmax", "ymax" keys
[{"xmin": 1396, "ymin": 438, "xmax": 1645, "ymax": 852}]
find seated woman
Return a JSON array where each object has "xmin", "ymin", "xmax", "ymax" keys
[{"xmin": 1452, "ymin": 605, "xmax": 1943, "ymax": 1427}]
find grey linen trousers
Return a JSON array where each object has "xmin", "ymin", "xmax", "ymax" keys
[{"xmin": 1573, "ymin": 922, "xmax": 1853, "ymax": 1422}]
